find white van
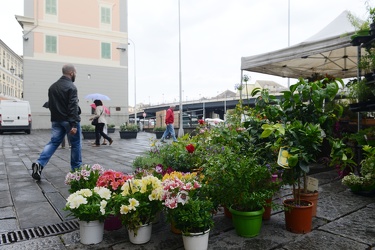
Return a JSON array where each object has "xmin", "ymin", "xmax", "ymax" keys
[{"xmin": 0, "ymin": 100, "xmax": 32, "ymax": 134}]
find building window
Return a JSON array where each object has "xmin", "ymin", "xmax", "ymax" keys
[
  {"xmin": 46, "ymin": 35, "xmax": 57, "ymax": 53},
  {"xmin": 101, "ymin": 42, "xmax": 111, "ymax": 59},
  {"xmin": 46, "ymin": 0, "xmax": 57, "ymax": 15},
  {"xmin": 101, "ymin": 7, "xmax": 111, "ymax": 24}
]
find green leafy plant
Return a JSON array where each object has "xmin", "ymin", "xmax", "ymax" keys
[
  {"xmin": 65, "ymin": 164, "xmax": 105, "ymax": 193},
  {"xmin": 112, "ymin": 175, "xmax": 163, "ymax": 235},
  {"xmin": 120, "ymin": 123, "xmax": 138, "ymax": 132},
  {"xmin": 260, "ymin": 78, "xmax": 342, "ymax": 205},
  {"xmin": 81, "ymin": 125, "xmax": 95, "ymax": 132},
  {"xmin": 64, "ymin": 187, "xmax": 112, "ymax": 222},
  {"xmin": 162, "ymin": 171, "xmax": 214, "ymax": 234},
  {"xmin": 342, "ymin": 145, "xmax": 375, "ymax": 192},
  {"xmin": 153, "ymin": 126, "xmax": 165, "ymax": 132},
  {"xmin": 202, "ymin": 146, "xmax": 275, "ymax": 212},
  {"xmin": 108, "ymin": 124, "xmax": 115, "ymax": 128}
]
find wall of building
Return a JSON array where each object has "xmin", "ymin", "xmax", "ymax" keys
[
  {"xmin": 0, "ymin": 40, "xmax": 23, "ymax": 100},
  {"xmin": 19, "ymin": 0, "xmax": 129, "ymax": 129}
]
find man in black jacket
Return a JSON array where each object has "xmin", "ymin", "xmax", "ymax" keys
[{"xmin": 31, "ymin": 64, "xmax": 82, "ymax": 181}]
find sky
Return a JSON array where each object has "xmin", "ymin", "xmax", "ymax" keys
[{"xmin": 0, "ymin": 0, "xmax": 372, "ymax": 106}]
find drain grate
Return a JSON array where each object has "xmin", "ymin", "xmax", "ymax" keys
[{"xmin": 0, "ymin": 220, "xmax": 79, "ymax": 245}]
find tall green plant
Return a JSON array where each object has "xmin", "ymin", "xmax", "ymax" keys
[{"xmin": 259, "ymin": 78, "xmax": 343, "ymax": 204}]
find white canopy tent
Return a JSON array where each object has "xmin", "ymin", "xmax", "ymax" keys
[{"xmin": 241, "ymin": 11, "xmax": 364, "ymax": 79}]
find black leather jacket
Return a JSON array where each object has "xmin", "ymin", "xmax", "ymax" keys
[{"xmin": 48, "ymin": 76, "xmax": 81, "ymax": 128}]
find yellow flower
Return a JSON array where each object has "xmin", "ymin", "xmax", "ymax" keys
[
  {"xmin": 68, "ymin": 195, "xmax": 87, "ymax": 209},
  {"xmin": 100, "ymin": 200, "xmax": 107, "ymax": 215},
  {"xmin": 120, "ymin": 205, "xmax": 131, "ymax": 214},
  {"xmin": 128, "ymin": 198, "xmax": 140, "ymax": 210},
  {"xmin": 77, "ymin": 189, "xmax": 92, "ymax": 197},
  {"xmin": 94, "ymin": 187, "xmax": 111, "ymax": 200}
]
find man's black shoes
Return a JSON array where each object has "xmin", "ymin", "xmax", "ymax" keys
[{"xmin": 31, "ymin": 163, "xmax": 42, "ymax": 181}]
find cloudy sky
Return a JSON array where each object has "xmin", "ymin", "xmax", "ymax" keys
[{"xmin": 0, "ymin": 0, "xmax": 371, "ymax": 105}]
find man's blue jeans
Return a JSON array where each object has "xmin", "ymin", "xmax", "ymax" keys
[
  {"xmin": 161, "ymin": 124, "xmax": 177, "ymax": 142},
  {"xmin": 37, "ymin": 121, "xmax": 82, "ymax": 171}
]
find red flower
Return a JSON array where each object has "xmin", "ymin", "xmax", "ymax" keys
[
  {"xmin": 96, "ymin": 170, "xmax": 133, "ymax": 192},
  {"xmin": 185, "ymin": 144, "xmax": 195, "ymax": 153},
  {"xmin": 198, "ymin": 119, "xmax": 205, "ymax": 125}
]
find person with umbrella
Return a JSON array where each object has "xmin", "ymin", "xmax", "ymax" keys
[
  {"xmin": 90, "ymin": 99, "xmax": 113, "ymax": 147},
  {"xmin": 90, "ymin": 102, "xmax": 110, "ymax": 145}
]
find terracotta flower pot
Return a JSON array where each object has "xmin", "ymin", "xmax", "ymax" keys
[
  {"xmin": 294, "ymin": 190, "xmax": 319, "ymax": 217},
  {"xmin": 283, "ymin": 199, "xmax": 313, "ymax": 234},
  {"xmin": 262, "ymin": 198, "xmax": 272, "ymax": 220}
]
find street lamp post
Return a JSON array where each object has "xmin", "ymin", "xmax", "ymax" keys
[
  {"xmin": 177, "ymin": 0, "xmax": 184, "ymax": 137},
  {"xmin": 128, "ymin": 38, "xmax": 137, "ymax": 124}
]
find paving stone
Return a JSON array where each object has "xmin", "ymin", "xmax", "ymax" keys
[
  {"xmin": 0, "ymin": 219, "xmax": 19, "ymax": 233},
  {"xmin": 0, "ymin": 191, "xmax": 12, "ymax": 207},
  {"xmin": 316, "ymin": 189, "xmax": 373, "ymax": 221},
  {"xmin": 0, "ymin": 178, "xmax": 9, "ymax": 191},
  {"xmin": 0, "ymin": 235, "xmax": 65, "ymax": 250},
  {"xmin": 282, "ymin": 230, "xmax": 370, "ymax": 250},
  {"xmin": 37, "ymin": 179, "xmax": 58, "ymax": 193},
  {"xmin": 45, "ymin": 192, "xmax": 73, "ymax": 220},
  {"xmin": 16, "ymin": 201, "xmax": 62, "ymax": 229},
  {"xmin": 9, "ymin": 178, "xmax": 46, "ymax": 205},
  {"xmin": 0, "ymin": 207, "xmax": 16, "ymax": 219},
  {"xmin": 320, "ymin": 205, "xmax": 375, "ymax": 246}
]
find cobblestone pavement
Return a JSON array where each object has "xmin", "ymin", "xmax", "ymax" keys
[{"xmin": 0, "ymin": 130, "xmax": 374, "ymax": 249}]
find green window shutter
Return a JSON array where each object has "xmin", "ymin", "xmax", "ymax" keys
[
  {"xmin": 101, "ymin": 7, "xmax": 111, "ymax": 24},
  {"xmin": 101, "ymin": 42, "xmax": 111, "ymax": 59},
  {"xmin": 46, "ymin": 0, "xmax": 57, "ymax": 15},
  {"xmin": 46, "ymin": 36, "xmax": 57, "ymax": 53}
]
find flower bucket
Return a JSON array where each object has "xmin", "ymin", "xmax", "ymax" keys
[
  {"xmin": 104, "ymin": 215, "xmax": 122, "ymax": 231},
  {"xmin": 182, "ymin": 229, "xmax": 210, "ymax": 250},
  {"xmin": 229, "ymin": 206, "xmax": 264, "ymax": 238},
  {"xmin": 128, "ymin": 223, "xmax": 152, "ymax": 244},
  {"xmin": 79, "ymin": 220, "xmax": 104, "ymax": 245}
]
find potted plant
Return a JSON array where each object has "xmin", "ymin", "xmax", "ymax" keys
[
  {"xmin": 119, "ymin": 123, "xmax": 138, "ymax": 139},
  {"xmin": 153, "ymin": 126, "xmax": 165, "ymax": 139},
  {"xmin": 112, "ymin": 175, "xmax": 163, "ymax": 244},
  {"xmin": 162, "ymin": 171, "xmax": 214, "ymax": 250},
  {"xmin": 96, "ymin": 169, "xmax": 133, "ymax": 231},
  {"xmin": 65, "ymin": 164, "xmax": 105, "ymax": 193},
  {"xmin": 107, "ymin": 124, "xmax": 116, "ymax": 133},
  {"xmin": 202, "ymin": 145, "xmax": 273, "ymax": 238},
  {"xmin": 64, "ymin": 186, "xmax": 112, "ymax": 245},
  {"xmin": 81, "ymin": 125, "xmax": 96, "ymax": 139},
  {"xmin": 342, "ymin": 145, "xmax": 375, "ymax": 195},
  {"xmin": 260, "ymin": 77, "xmax": 342, "ymax": 230}
]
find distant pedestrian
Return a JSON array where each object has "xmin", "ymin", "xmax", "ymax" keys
[
  {"xmin": 90, "ymin": 99, "xmax": 113, "ymax": 147},
  {"xmin": 31, "ymin": 64, "xmax": 82, "ymax": 181},
  {"xmin": 160, "ymin": 105, "xmax": 178, "ymax": 143}
]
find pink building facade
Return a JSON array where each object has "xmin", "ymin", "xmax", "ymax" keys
[{"xmin": 17, "ymin": 0, "xmax": 129, "ymax": 128}]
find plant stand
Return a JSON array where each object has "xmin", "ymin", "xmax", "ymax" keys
[
  {"xmin": 155, "ymin": 131, "xmax": 164, "ymax": 139},
  {"xmin": 119, "ymin": 131, "xmax": 138, "ymax": 139},
  {"xmin": 82, "ymin": 131, "xmax": 96, "ymax": 140}
]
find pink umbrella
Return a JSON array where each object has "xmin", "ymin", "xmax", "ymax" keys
[{"xmin": 90, "ymin": 103, "xmax": 110, "ymax": 115}]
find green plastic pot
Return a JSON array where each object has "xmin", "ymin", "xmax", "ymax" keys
[{"xmin": 229, "ymin": 206, "xmax": 264, "ymax": 238}]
